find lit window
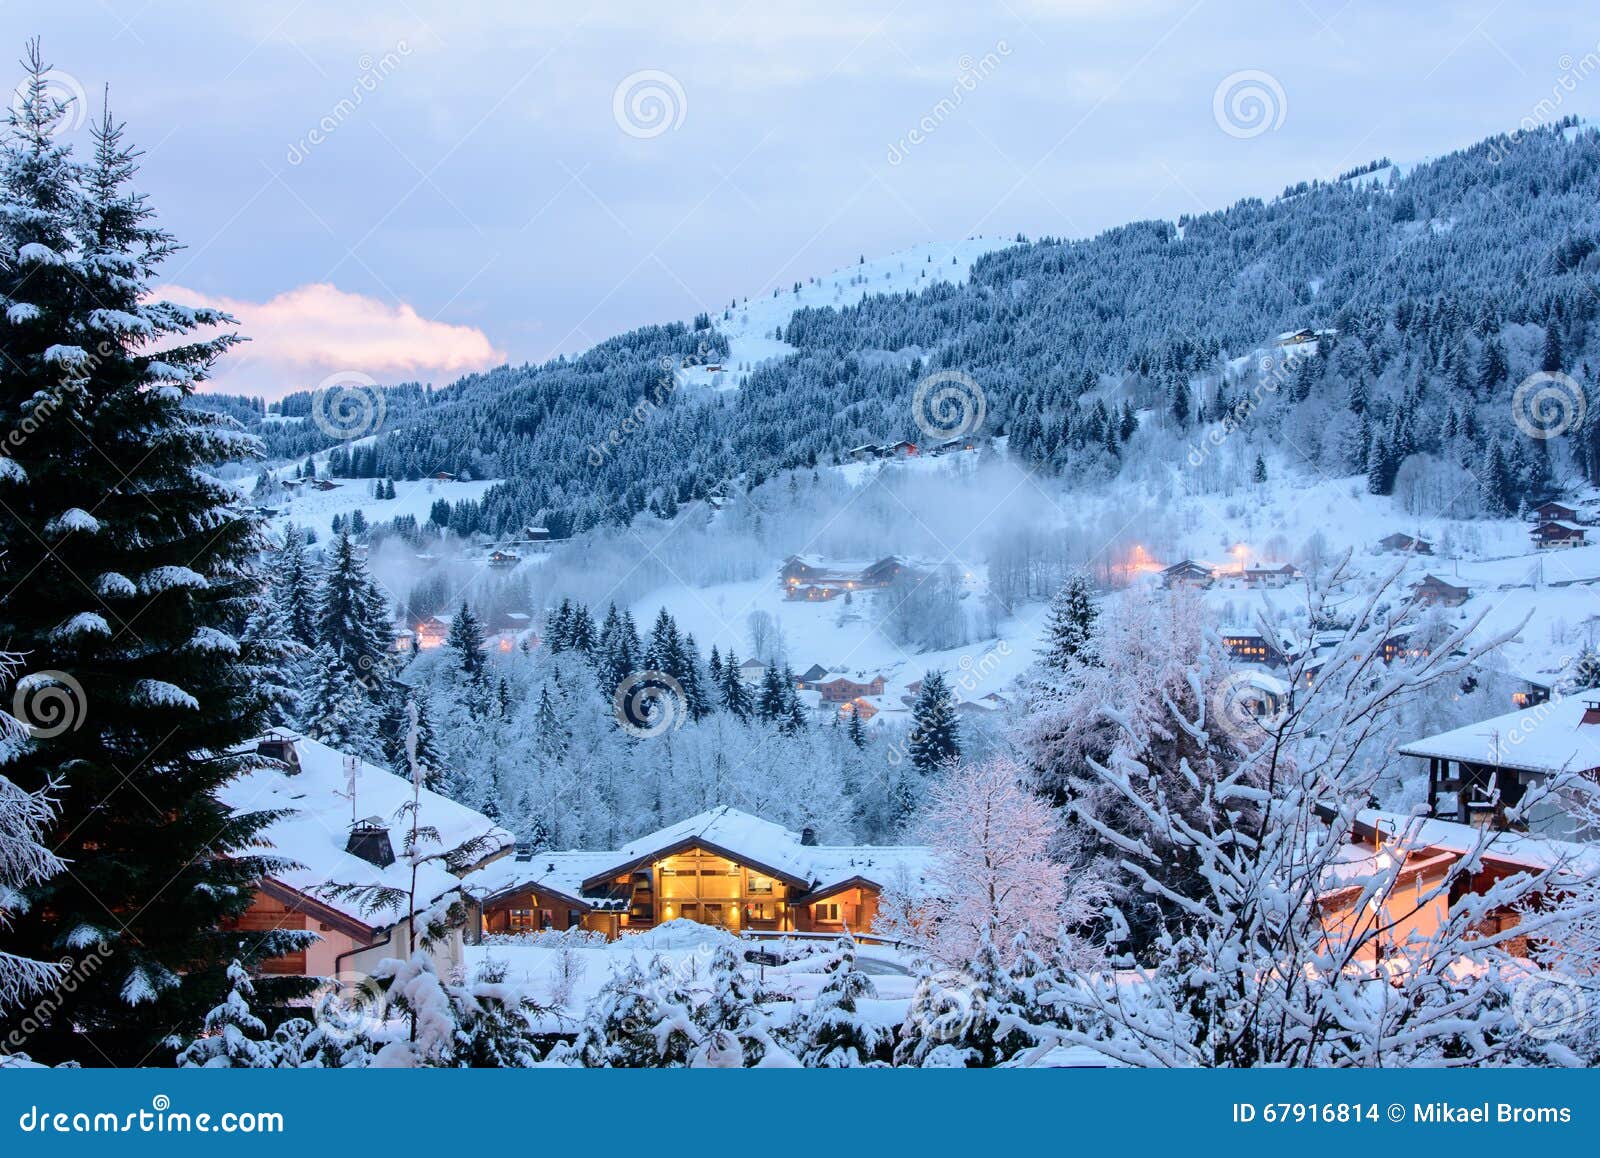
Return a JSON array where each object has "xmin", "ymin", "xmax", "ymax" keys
[{"xmin": 814, "ymin": 902, "xmax": 841, "ymax": 922}]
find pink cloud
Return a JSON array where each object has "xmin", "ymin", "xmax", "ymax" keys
[{"xmin": 158, "ymin": 282, "xmax": 505, "ymax": 398}]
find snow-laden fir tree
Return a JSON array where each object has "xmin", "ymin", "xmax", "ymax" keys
[
  {"xmin": 1042, "ymin": 570, "xmax": 1098, "ymax": 673},
  {"xmin": 907, "ymin": 669, "xmax": 960, "ymax": 773},
  {"xmin": 791, "ymin": 938, "xmax": 891, "ymax": 1067},
  {"xmin": 176, "ymin": 960, "xmax": 273, "ymax": 1068},
  {"xmin": 0, "ymin": 46, "xmax": 313, "ymax": 1063},
  {"xmin": 0, "ymin": 654, "xmax": 65, "ymax": 1012}
]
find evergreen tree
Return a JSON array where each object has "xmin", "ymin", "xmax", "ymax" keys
[
  {"xmin": 176, "ymin": 961, "xmax": 273, "ymax": 1068},
  {"xmin": 793, "ymin": 939, "xmax": 890, "ymax": 1067},
  {"xmin": 446, "ymin": 599, "xmax": 487, "ymax": 682},
  {"xmin": 1479, "ymin": 440, "xmax": 1513, "ymax": 516},
  {"xmin": 303, "ymin": 647, "xmax": 382, "ymax": 762},
  {"xmin": 0, "ymin": 58, "xmax": 313, "ymax": 1062},
  {"xmin": 272, "ymin": 526, "xmax": 319, "ymax": 648},
  {"xmin": 316, "ymin": 531, "xmax": 392, "ymax": 686},
  {"xmin": 1043, "ymin": 572, "xmax": 1099, "ymax": 673},
  {"xmin": 1542, "ymin": 321, "xmax": 1565, "ymax": 373},
  {"xmin": 719, "ymin": 649, "xmax": 753, "ymax": 719},
  {"xmin": 908, "ymin": 670, "xmax": 960, "ymax": 773}
]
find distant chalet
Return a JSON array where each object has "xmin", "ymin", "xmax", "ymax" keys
[
  {"xmin": 781, "ymin": 554, "xmax": 921, "ymax": 600},
  {"xmin": 1531, "ymin": 520, "xmax": 1587, "ymax": 550},
  {"xmin": 1409, "ymin": 573, "xmax": 1469, "ymax": 607},
  {"xmin": 1161, "ymin": 559, "xmax": 1215, "ymax": 589},
  {"xmin": 1378, "ymin": 532, "xmax": 1433, "ymax": 555}
]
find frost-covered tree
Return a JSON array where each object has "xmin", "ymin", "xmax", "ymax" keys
[
  {"xmin": 567, "ymin": 961, "xmax": 695, "ymax": 1067},
  {"xmin": 0, "ymin": 656, "xmax": 65, "ymax": 1013}
]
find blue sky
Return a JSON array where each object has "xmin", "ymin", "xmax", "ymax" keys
[{"xmin": 15, "ymin": 2, "xmax": 1593, "ymax": 396}]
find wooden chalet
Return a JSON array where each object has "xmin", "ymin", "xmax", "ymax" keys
[
  {"xmin": 780, "ymin": 554, "xmax": 922, "ymax": 598},
  {"xmin": 488, "ymin": 550, "xmax": 521, "ymax": 568},
  {"xmin": 1409, "ymin": 574, "xmax": 1469, "ymax": 607},
  {"xmin": 1531, "ymin": 521, "xmax": 1587, "ymax": 550},
  {"xmin": 815, "ymin": 673, "xmax": 888, "ymax": 703},
  {"xmin": 1160, "ymin": 559, "xmax": 1215, "ymax": 589},
  {"xmin": 477, "ymin": 807, "xmax": 931, "ymax": 940},
  {"xmin": 220, "ymin": 731, "xmax": 514, "ymax": 978},
  {"xmin": 1242, "ymin": 563, "xmax": 1300, "ymax": 588},
  {"xmin": 1377, "ymin": 532, "xmax": 1432, "ymax": 555},
  {"xmin": 1399, "ymin": 692, "xmax": 1600, "ymax": 831},
  {"xmin": 1315, "ymin": 808, "xmax": 1596, "ymax": 963},
  {"xmin": 1219, "ymin": 626, "xmax": 1283, "ymax": 667},
  {"xmin": 1530, "ymin": 501, "xmax": 1581, "ymax": 524}
]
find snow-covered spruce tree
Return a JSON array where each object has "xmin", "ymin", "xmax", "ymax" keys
[
  {"xmin": 691, "ymin": 943, "xmax": 789, "ymax": 1066},
  {"xmin": 302, "ymin": 645, "xmax": 382, "ymax": 762},
  {"xmin": 271, "ymin": 525, "xmax": 319, "ymax": 649},
  {"xmin": 893, "ymin": 932, "xmax": 1032, "ymax": 1068},
  {"xmin": 908, "ymin": 669, "xmax": 960, "ymax": 773},
  {"xmin": 445, "ymin": 599, "xmax": 486, "ymax": 684},
  {"xmin": 791, "ymin": 938, "xmax": 892, "ymax": 1067},
  {"xmin": 1055, "ymin": 557, "xmax": 1595, "ymax": 1067},
  {"xmin": 0, "ymin": 51, "xmax": 313, "ymax": 1063},
  {"xmin": 316, "ymin": 529, "xmax": 394, "ymax": 696},
  {"xmin": 1042, "ymin": 570, "xmax": 1098, "ymax": 673},
  {"xmin": 176, "ymin": 960, "xmax": 273, "ymax": 1068},
  {"xmin": 566, "ymin": 960, "xmax": 696, "ymax": 1067}
]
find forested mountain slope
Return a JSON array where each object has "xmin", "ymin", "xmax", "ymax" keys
[{"xmin": 217, "ymin": 120, "xmax": 1600, "ymax": 533}]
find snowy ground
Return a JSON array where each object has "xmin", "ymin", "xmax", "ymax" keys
[
  {"xmin": 244, "ymin": 475, "xmax": 502, "ymax": 544},
  {"xmin": 465, "ymin": 923, "xmax": 918, "ymax": 1027}
]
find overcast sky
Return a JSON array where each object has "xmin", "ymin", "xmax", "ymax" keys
[{"xmin": 15, "ymin": 2, "xmax": 1594, "ymax": 397}]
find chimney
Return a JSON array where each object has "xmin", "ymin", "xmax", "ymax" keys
[
  {"xmin": 256, "ymin": 735, "xmax": 300, "ymax": 774},
  {"xmin": 346, "ymin": 817, "xmax": 395, "ymax": 868},
  {"xmin": 800, "ymin": 825, "xmax": 817, "ymax": 847},
  {"xmin": 1583, "ymin": 700, "xmax": 1600, "ymax": 727}
]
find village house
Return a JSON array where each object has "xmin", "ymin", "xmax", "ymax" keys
[
  {"xmin": 1398, "ymin": 692, "xmax": 1600, "ymax": 834},
  {"xmin": 815, "ymin": 672, "xmax": 888, "ymax": 703},
  {"xmin": 738, "ymin": 657, "xmax": 767, "ymax": 684},
  {"xmin": 219, "ymin": 731, "xmax": 515, "ymax": 979},
  {"xmin": 488, "ymin": 549, "xmax": 521, "ymax": 568},
  {"xmin": 476, "ymin": 806, "xmax": 932, "ymax": 940},
  {"xmin": 1530, "ymin": 500, "xmax": 1582, "ymax": 524},
  {"xmin": 1219, "ymin": 625, "xmax": 1283, "ymax": 667},
  {"xmin": 1242, "ymin": 563, "xmax": 1301, "ymax": 588},
  {"xmin": 1316, "ymin": 808, "xmax": 1597, "ymax": 963},
  {"xmin": 1160, "ymin": 559, "xmax": 1215, "ymax": 589},
  {"xmin": 840, "ymin": 696, "xmax": 879, "ymax": 722},
  {"xmin": 794, "ymin": 664, "xmax": 831, "ymax": 689},
  {"xmin": 1531, "ymin": 520, "xmax": 1587, "ymax": 550},
  {"xmin": 1409, "ymin": 573, "xmax": 1469, "ymax": 607},
  {"xmin": 780, "ymin": 554, "xmax": 922, "ymax": 598},
  {"xmin": 1378, "ymin": 532, "xmax": 1433, "ymax": 555}
]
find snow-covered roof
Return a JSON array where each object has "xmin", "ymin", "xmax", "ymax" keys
[
  {"xmin": 219, "ymin": 730, "xmax": 515, "ymax": 930},
  {"xmin": 477, "ymin": 805, "xmax": 934, "ymax": 908},
  {"xmin": 1396, "ymin": 691, "xmax": 1600, "ymax": 776},
  {"xmin": 1350, "ymin": 809, "xmax": 1600, "ymax": 879}
]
